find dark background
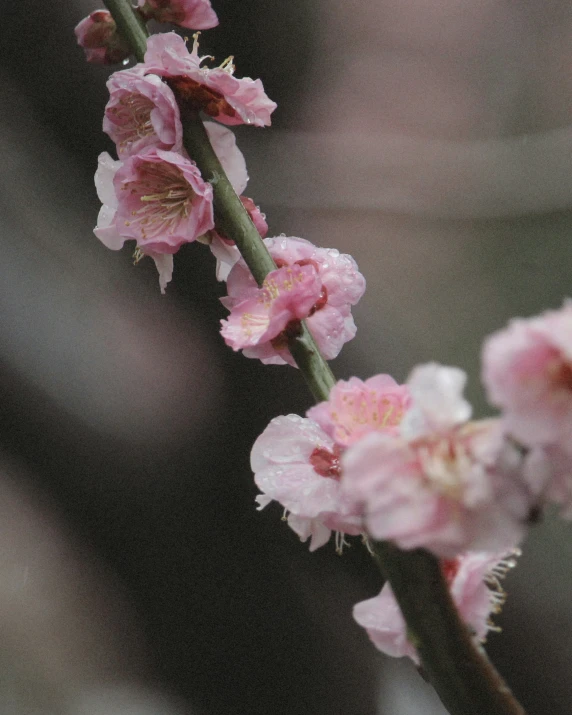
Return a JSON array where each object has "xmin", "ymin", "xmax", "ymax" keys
[{"xmin": 0, "ymin": 1, "xmax": 571, "ymax": 713}]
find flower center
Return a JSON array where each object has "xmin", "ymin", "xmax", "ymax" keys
[
  {"xmin": 416, "ymin": 436, "xmax": 469, "ymax": 501},
  {"xmin": 124, "ymin": 161, "xmax": 195, "ymax": 239},
  {"xmin": 112, "ymin": 92, "xmax": 155, "ymax": 150},
  {"xmin": 272, "ymin": 259, "xmax": 327, "ymax": 315},
  {"xmin": 168, "ymin": 76, "xmax": 237, "ymax": 119},
  {"xmin": 310, "ymin": 445, "xmax": 343, "ymax": 479},
  {"xmin": 330, "ymin": 391, "xmax": 405, "ymax": 444}
]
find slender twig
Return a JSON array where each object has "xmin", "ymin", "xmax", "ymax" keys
[
  {"xmin": 100, "ymin": 4, "xmax": 528, "ymax": 714},
  {"xmin": 180, "ymin": 113, "xmax": 336, "ymax": 401}
]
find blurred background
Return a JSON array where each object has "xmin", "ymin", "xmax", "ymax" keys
[{"xmin": 0, "ymin": 0, "xmax": 572, "ymax": 712}]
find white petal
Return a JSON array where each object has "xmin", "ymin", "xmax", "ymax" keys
[
  {"xmin": 94, "ymin": 152, "xmax": 122, "ymax": 208},
  {"xmin": 151, "ymin": 253, "xmax": 174, "ymax": 294},
  {"xmin": 402, "ymin": 362, "xmax": 472, "ymax": 437}
]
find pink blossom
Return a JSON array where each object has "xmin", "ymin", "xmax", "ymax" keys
[
  {"xmin": 74, "ymin": 11, "xmax": 130, "ymax": 65},
  {"xmin": 353, "ymin": 551, "xmax": 518, "ymax": 663},
  {"xmin": 94, "ymin": 153, "xmax": 175, "ymax": 293},
  {"xmin": 341, "ymin": 364, "xmax": 534, "ymax": 557},
  {"xmin": 222, "ymin": 236, "xmax": 366, "ymax": 365},
  {"xmin": 220, "ymin": 265, "xmax": 322, "ymax": 351},
  {"xmin": 140, "ymin": 33, "xmax": 277, "ymax": 127},
  {"xmin": 113, "ymin": 148, "xmax": 213, "ymax": 251},
  {"xmin": 251, "ymin": 414, "xmax": 363, "ymax": 551},
  {"xmin": 104, "ymin": 57, "xmax": 250, "ymax": 185},
  {"xmin": 209, "ymin": 196, "xmax": 268, "ymax": 281},
  {"xmin": 482, "ymin": 302, "xmax": 572, "ymax": 454},
  {"xmin": 137, "ymin": 0, "xmax": 218, "ymax": 29},
  {"xmin": 307, "ymin": 375, "xmax": 412, "ymax": 447},
  {"xmin": 94, "ymin": 118, "xmax": 247, "ymax": 292},
  {"xmin": 93, "ymin": 149, "xmax": 213, "ymax": 291},
  {"xmin": 104, "ymin": 68, "xmax": 183, "ymax": 157},
  {"xmin": 94, "ymin": 152, "xmax": 178, "ymax": 293}
]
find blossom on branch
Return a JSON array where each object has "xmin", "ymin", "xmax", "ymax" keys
[
  {"xmin": 106, "ymin": 148, "xmax": 213, "ymax": 249},
  {"xmin": 251, "ymin": 414, "xmax": 363, "ymax": 551},
  {"xmin": 251, "ymin": 373, "xmax": 410, "ymax": 549},
  {"xmin": 74, "ymin": 10, "xmax": 130, "ymax": 65},
  {"xmin": 353, "ymin": 551, "xmax": 518, "ymax": 663},
  {"xmin": 137, "ymin": 0, "xmax": 219, "ymax": 30},
  {"xmin": 341, "ymin": 364, "xmax": 537, "ymax": 557},
  {"xmin": 104, "ymin": 68, "xmax": 184, "ymax": 157},
  {"xmin": 482, "ymin": 301, "xmax": 572, "ymax": 453},
  {"xmin": 307, "ymin": 375, "xmax": 411, "ymax": 447},
  {"xmin": 221, "ymin": 236, "xmax": 366, "ymax": 365},
  {"xmin": 94, "ymin": 149, "xmax": 214, "ymax": 291},
  {"xmin": 94, "ymin": 118, "xmax": 246, "ymax": 292},
  {"xmin": 140, "ymin": 33, "xmax": 277, "ymax": 126},
  {"xmin": 220, "ymin": 264, "xmax": 322, "ymax": 350}
]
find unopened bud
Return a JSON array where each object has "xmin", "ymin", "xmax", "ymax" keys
[{"xmin": 74, "ymin": 10, "xmax": 131, "ymax": 65}]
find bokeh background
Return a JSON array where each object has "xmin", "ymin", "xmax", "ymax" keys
[{"xmin": 1, "ymin": 0, "xmax": 572, "ymax": 713}]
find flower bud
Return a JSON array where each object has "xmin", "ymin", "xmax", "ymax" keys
[{"xmin": 74, "ymin": 11, "xmax": 131, "ymax": 65}]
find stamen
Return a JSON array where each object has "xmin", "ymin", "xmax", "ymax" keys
[
  {"xmin": 126, "ymin": 161, "xmax": 196, "ymax": 239},
  {"xmin": 219, "ymin": 55, "xmax": 235, "ymax": 73},
  {"xmin": 132, "ymin": 247, "xmax": 145, "ymax": 265},
  {"xmin": 361, "ymin": 534, "xmax": 375, "ymax": 555},
  {"xmin": 335, "ymin": 531, "xmax": 350, "ymax": 555}
]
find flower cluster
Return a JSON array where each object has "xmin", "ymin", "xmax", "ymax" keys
[
  {"xmin": 78, "ymin": 0, "xmax": 572, "ymax": 679},
  {"xmin": 251, "ymin": 362, "xmax": 548, "ymax": 662},
  {"xmin": 81, "ymin": 7, "xmax": 364, "ymax": 365},
  {"xmin": 249, "ymin": 298, "xmax": 572, "ymax": 663},
  {"xmin": 78, "ymin": 6, "xmax": 275, "ymax": 292},
  {"xmin": 252, "ymin": 364, "xmax": 543, "ymax": 556}
]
